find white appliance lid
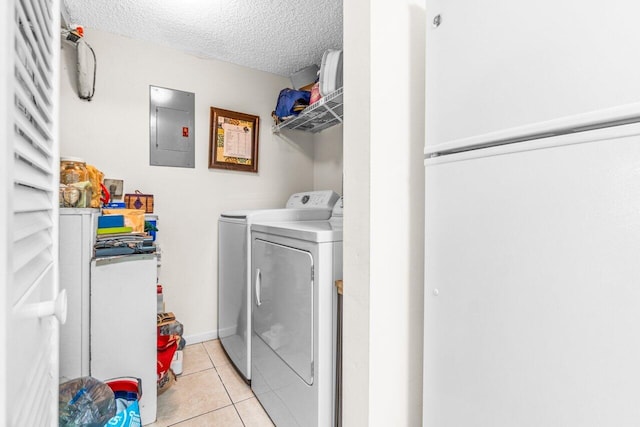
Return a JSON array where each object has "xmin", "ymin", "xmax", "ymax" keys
[
  {"xmin": 220, "ymin": 208, "xmax": 333, "ymax": 223},
  {"xmin": 251, "ymin": 220, "xmax": 343, "ymax": 243},
  {"xmin": 220, "ymin": 191, "xmax": 340, "ymax": 221}
]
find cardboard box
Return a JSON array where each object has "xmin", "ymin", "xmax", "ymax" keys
[{"xmin": 102, "ymin": 208, "xmax": 145, "ymax": 233}]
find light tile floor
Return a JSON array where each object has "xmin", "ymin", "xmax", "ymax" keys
[{"xmin": 150, "ymin": 340, "xmax": 274, "ymax": 427}]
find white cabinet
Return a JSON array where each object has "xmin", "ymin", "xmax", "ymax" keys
[
  {"xmin": 91, "ymin": 254, "xmax": 158, "ymax": 425},
  {"xmin": 59, "ymin": 209, "xmax": 99, "ymax": 380},
  {"xmin": 425, "ymin": 1, "xmax": 640, "ymax": 151}
]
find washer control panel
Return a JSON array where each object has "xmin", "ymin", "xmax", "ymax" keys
[{"xmin": 286, "ymin": 190, "xmax": 340, "ymax": 209}]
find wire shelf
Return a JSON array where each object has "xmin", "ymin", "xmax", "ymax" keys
[{"xmin": 272, "ymin": 87, "xmax": 343, "ymax": 134}]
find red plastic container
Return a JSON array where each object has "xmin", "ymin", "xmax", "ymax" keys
[{"xmin": 105, "ymin": 377, "xmax": 142, "ymax": 401}]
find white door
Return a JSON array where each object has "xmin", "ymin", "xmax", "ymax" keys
[
  {"xmin": 424, "ymin": 124, "xmax": 640, "ymax": 426},
  {"xmin": 1, "ymin": 0, "xmax": 63, "ymax": 425}
]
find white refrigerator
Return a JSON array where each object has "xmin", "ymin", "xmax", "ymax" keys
[
  {"xmin": 424, "ymin": 2, "xmax": 640, "ymax": 426},
  {"xmin": 424, "ymin": 124, "xmax": 640, "ymax": 426}
]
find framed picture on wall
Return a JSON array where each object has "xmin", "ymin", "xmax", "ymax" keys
[
  {"xmin": 208, "ymin": 107, "xmax": 260, "ymax": 173},
  {"xmin": 103, "ymin": 178, "xmax": 124, "ymax": 200}
]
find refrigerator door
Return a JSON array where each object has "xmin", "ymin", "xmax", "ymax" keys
[
  {"xmin": 424, "ymin": 125, "xmax": 640, "ymax": 426},
  {"xmin": 425, "ymin": 0, "xmax": 640, "ymax": 152}
]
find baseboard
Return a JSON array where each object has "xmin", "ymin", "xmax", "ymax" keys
[
  {"xmin": 184, "ymin": 330, "xmax": 218, "ymax": 345},
  {"xmin": 217, "ymin": 325, "xmax": 236, "ymax": 337}
]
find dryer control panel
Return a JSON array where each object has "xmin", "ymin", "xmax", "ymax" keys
[{"xmin": 286, "ymin": 190, "xmax": 339, "ymax": 209}]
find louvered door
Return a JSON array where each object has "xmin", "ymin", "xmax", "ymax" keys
[{"xmin": 1, "ymin": 0, "xmax": 62, "ymax": 425}]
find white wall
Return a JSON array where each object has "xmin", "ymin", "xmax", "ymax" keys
[
  {"xmin": 343, "ymin": 0, "xmax": 425, "ymax": 425},
  {"xmin": 343, "ymin": 0, "xmax": 372, "ymax": 423},
  {"xmin": 314, "ymin": 124, "xmax": 343, "ymax": 193},
  {"xmin": 272, "ymin": 125, "xmax": 344, "ymax": 195},
  {"xmin": 59, "ymin": 28, "xmax": 325, "ymax": 340}
]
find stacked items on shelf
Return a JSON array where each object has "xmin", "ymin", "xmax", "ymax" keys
[
  {"xmin": 271, "ymin": 49, "xmax": 343, "ymax": 133},
  {"xmin": 272, "ymin": 87, "xmax": 343, "ymax": 133},
  {"xmin": 157, "ymin": 309, "xmax": 185, "ymax": 395},
  {"xmin": 95, "ymin": 211, "xmax": 155, "ymax": 257}
]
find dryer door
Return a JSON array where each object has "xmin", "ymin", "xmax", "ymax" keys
[{"xmin": 253, "ymin": 239, "xmax": 314, "ymax": 385}]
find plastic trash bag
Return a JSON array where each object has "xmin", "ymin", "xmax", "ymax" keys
[{"xmin": 59, "ymin": 376, "xmax": 116, "ymax": 427}]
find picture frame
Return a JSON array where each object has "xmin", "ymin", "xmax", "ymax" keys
[
  {"xmin": 103, "ymin": 178, "xmax": 124, "ymax": 200},
  {"xmin": 208, "ymin": 107, "xmax": 260, "ymax": 172}
]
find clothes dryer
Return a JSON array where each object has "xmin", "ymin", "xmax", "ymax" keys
[
  {"xmin": 250, "ymin": 197, "xmax": 343, "ymax": 426},
  {"xmin": 218, "ymin": 191, "xmax": 339, "ymax": 382}
]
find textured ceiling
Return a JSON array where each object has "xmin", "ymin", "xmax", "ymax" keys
[{"xmin": 62, "ymin": 0, "xmax": 343, "ymax": 77}]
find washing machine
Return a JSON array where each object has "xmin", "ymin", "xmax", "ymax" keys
[
  {"xmin": 250, "ymin": 197, "xmax": 343, "ymax": 426},
  {"xmin": 218, "ymin": 190, "xmax": 339, "ymax": 382}
]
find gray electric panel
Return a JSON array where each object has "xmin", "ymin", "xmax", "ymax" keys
[{"xmin": 150, "ymin": 86, "xmax": 195, "ymax": 168}]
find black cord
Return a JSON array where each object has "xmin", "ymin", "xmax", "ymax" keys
[{"xmin": 87, "ymin": 43, "xmax": 97, "ymax": 101}]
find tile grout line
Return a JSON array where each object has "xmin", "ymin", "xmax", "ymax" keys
[
  {"xmin": 233, "ymin": 402, "xmax": 248, "ymax": 427},
  {"xmin": 204, "ymin": 342, "xmax": 245, "ymax": 425},
  {"xmin": 162, "ymin": 344, "xmax": 211, "ymax": 426},
  {"xmin": 213, "ymin": 364, "xmax": 248, "ymax": 426},
  {"xmin": 163, "ymin": 343, "xmax": 230, "ymax": 426},
  {"xmin": 167, "ymin": 340, "xmax": 253, "ymax": 426},
  {"xmin": 204, "ymin": 341, "xmax": 249, "ymax": 426},
  {"xmin": 164, "ymin": 402, "xmax": 236, "ymax": 427}
]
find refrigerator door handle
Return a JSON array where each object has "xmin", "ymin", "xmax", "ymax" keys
[{"xmin": 255, "ymin": 268, "xmax": 262, "ymax": 306}]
